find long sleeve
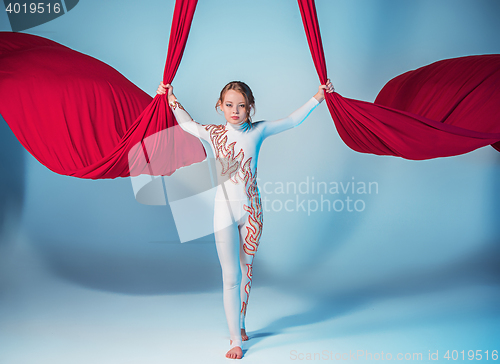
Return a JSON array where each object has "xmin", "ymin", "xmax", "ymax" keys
[
  {"xmin": 170, "ymin": 102, "xmax": 210, "ymax": 141},
  {"xmin": 259, "ymin": 97, "xmax": 320, "ymax": 139}
]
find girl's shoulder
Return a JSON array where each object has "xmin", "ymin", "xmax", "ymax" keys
[
  {"xmin": 250, "ymin": 120, "xmax": 266, "ymax": 131},
  {"xmin": 251, "ymin": 120, "xmax": 267, "ymax": 128},
  {"xmin": 201, "ymin": 123, "xmax": 224, "ymax": 131}
]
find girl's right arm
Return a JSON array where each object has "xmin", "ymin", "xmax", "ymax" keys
[{"xmin": 158, "ymin": 82, "xmax": 210, "ymax": 141}]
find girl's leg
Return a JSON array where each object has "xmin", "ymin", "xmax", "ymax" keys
[
  {"xmin": 238, "ymin": 202, "xmax": 263, "ymax": 333},
  {"xmin": 239, "ymin": 240, "xmax": 254, "ymax": 333},
  {"xmin": 214, "ymin": 202, "xmax": 243, "ymax": 351}
]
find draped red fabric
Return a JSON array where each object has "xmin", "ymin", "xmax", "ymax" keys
[
  {"xmin": 297, "ymin": 0, "xmax": 500, "ymax": 159},
  {"xmin": 0, "ymin": 0, "xmax": 205, "ymax": 179}
]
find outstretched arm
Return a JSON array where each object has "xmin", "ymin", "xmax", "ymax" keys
[
  {"xmin": 259, "ymin": 79, "xmax": 334, "ymax": 139},
  {"xmin": 157, "ymin": 82, "xmax": 209, "ymax": 141}
]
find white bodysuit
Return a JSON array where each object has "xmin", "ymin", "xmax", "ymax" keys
[{"xmin": 170, "ymin": 96, "xmax": 319, "ymax": 349}]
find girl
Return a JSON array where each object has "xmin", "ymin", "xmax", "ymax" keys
[{"xmin": 157, "ymin": 79, "xmax": 334, "ymax": 359}]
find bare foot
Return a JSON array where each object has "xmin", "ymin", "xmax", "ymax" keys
[
  {"xmin": 241, "ymin": 328, "xmax": 249, "ymax": 341},
  {"xmin": 226, "ymin": 346, "xmax": 243, "ymax": 359}
]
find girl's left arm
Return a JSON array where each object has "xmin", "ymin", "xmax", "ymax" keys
[
  {"xmin": 259, "ymin": 79, "xmax": 334, "ymax": 139},
  {"xmin": 259, "ymin": 97, "xmax": 320, "ymax": 139}
]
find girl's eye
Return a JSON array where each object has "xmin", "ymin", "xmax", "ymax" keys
[
  {"xmin": 225, "ymin": 104, "xmax": 231, "ymax": 107},
  {"xmin": 239, "ymin": 105, "xmax": 245, "ymax": 108}
]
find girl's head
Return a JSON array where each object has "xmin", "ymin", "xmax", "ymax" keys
[{"xmin": 216, "ymin": 81, "xmax": 255, "ymax": 125}]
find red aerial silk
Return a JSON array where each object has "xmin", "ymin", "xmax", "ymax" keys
[
  {"xmin": 0, "ymin": 0, "xmax": 205, "ymax": 179},
  {"xmin": 2, "ymin": 0, "xmax": 500, "ymax": 182},
  {"xmin": 298, "ymin": 0, "xmax": 500, "ymax": 159}
]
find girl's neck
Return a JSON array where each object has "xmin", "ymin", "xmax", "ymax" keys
[{"xmin": 226, "ymin": 120, "xmax": 251, "ymax": 132}]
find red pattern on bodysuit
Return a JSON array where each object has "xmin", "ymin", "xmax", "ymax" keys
[
  {"xmin": 241, "ymin": 263, "xmax": 252, "ymax": 319},
  {"xmin": 205, "ymin": 124, "xmax": 263, "ymax": 318}
]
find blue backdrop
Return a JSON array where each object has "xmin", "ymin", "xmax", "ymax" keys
[{"xmin": 1, "ymin": 1, "xmax": 499, "ymax": 362}]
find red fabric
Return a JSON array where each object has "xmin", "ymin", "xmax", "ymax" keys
[
  {"xmin": 0, "ymin": 0, "xmax": 204, "ymax": 179},
  {"xmin": 3, "ymin": 0, "xmax": 500, "ymax": 176},
  {"xmin": 298, "ymin": 0, "xmax": 500, "ymax": 159}
]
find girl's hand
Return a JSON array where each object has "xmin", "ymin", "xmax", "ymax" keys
[
  {"xmin": 314, "ymin": 78, "xmax": 335, "ymax": 103},
  {"xmin": 157, "ymin": 82, "xmax": 176, "ymax": 103},
  {"xmin": 157, "ymin": 82, "xmax": 167, "ymax": 95},
  {"xmin": 157, "ymin": 82, "xmax": 173, "ymax": 95}
]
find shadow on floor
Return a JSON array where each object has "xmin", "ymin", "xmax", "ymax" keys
[{"xmin": 248, "ymin": 240, "xmax": 500, "ymax": 349}]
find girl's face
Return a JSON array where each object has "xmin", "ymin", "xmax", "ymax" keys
[{"xmin": 219, "ymin": 89, "xmax": 248, "ymax": 125}]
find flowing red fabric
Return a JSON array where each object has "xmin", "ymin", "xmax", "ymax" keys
[
  {"xmin": 298, "ymin": 0, "xmax": 500, "ymax": 159},
  {"xmin": 0, "ymin": 0, "xmax": 205, "ymax": 179},
  {"xmin": 3, "ymin": 0, "xmax": 500, "ymax": 179}
]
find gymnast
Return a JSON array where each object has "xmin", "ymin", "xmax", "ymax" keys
[{"xmin": 157, "ymin": 79, "xmax": 334, "ymax": 359}]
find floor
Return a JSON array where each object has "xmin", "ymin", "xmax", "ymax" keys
[{"xmin": 1, "ymin": 231, "xmax": 499, "ymax": 364}]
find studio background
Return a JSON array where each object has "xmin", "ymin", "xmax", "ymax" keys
[{"xmin": 1, "ymin": 1, "xmax": 499, "ymax": 363}]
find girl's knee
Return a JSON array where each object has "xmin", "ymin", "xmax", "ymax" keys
[{"xmin": 222, "ymin": 270, "xmax": 242, "ymax": 288}]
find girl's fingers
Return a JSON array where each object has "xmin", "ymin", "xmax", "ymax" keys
[
  {"xmin": 157, "ymin": 82, "xmax": 171, "ymax": 96},
  {"xmin": 325, "ymin": 79, "xmax": 334, "ymax": 93},
  {"xmin": 321, "ymin": 80, "xmax": 334, "ymax": 93}
]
